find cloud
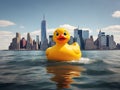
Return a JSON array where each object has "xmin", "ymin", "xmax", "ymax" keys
[
  {"xmin": 112, "ymin": 10, "xmax": 120, "ymax": 18},
  {"xmin": 0, "ymin": 31, "xmax": 15, "ymax": 50},
  {"xmin": 102, "ymin": 25, "xmax": 120, "ymax": 33},
  {"xmin": 59, "ymin": 24, "xmax": 77, "ymax": 30},
  {"xmin": 0, "ymin": 20, "xmax": 16, "ymax": 27},
  {"xmin": 20, "ymin": 25, "xmax": 25, "ymax": 29}
]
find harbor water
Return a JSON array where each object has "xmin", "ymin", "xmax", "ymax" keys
[{"xmin": 0, "ymin": 50, "xmax": 120, "ymax": 90}]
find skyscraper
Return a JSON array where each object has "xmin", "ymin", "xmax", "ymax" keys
[
  {"xmin": 16, "ymin": 32, "xmax": 21, "ymax": 50},
  {"xmin": 74, "ymin": 28, "xmax": 81, "ymax": 46},
  {"xmin": 40, "ymin": 16, "xmax": 48, "ymax": 50},
  {"xmin": 41, "ymin": 16, "xmax": 47, "ymax": 45},
  {"xmin": 26, "ymin": 33, "xmax": 33, "ymax": 50},
  {"xmin": 48, "ymin": 35, "xmax": 55, "ymax": 47},
  {"xmin": 74, "ymin": 28, "xmax": 84, "ymax": 49},
  {"xmin": 106, "ymin": 35, "xmax": 116, "ymax": 49},
  {"xmin": 98, "ymin": 30, "xmax": 106, "ymax": 49},
  {"xmin": 20, "ymin": 37, "xmax": 26, "ymax": 49},
  {"xmin": 85, "ymin": 35, "xmax": 96, "ymax": 50},
  {"xmin": 82, "ymin": 30, "xmax": 89, "ymax": 40},
  {"xmin": 9, "ymin": 32, "xmax": 21, "ymax": 50},
  {"xmin": 36, "ymin": 35, "xmax": 40, "ymax": 49}
]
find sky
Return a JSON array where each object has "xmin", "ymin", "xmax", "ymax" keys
[{"xmin": 0, "ymin": 0, "xmax": 120, "ymax": 50}]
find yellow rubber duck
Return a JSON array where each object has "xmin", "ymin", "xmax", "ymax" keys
[{"xmin": 46, "ymin": 28, "xmax": 82, "ymax": 61}]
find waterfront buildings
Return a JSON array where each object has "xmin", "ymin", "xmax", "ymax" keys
[
  {"xmin": 95, "ymin": 30, "xmax": 116, "ymax": 50},
  {"xmin": 74, "ymin": 28, "xmax": 89, "ymax": 49},
  {"xmin": 85, "ymin": 36, "xmax": 96, "ymax": 50},
  {"xmin": 9, "ymin": 33, "xmax": 39, "ymax": 50},
  {"xmin": 8, "ymin": 16, "xmax": 118, "ymax": 50}
]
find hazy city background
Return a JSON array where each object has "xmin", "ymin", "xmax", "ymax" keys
[
  {"xmin": 8, "ymin": 17, "xmax": 120, "ymax": 50},
  {"xmin": 0, "ymin": 0, "xmax": 120, "ymax": 50}
]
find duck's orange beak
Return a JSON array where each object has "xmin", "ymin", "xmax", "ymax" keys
[{"xmin": 57, "ymin": 34, "xmax": 66, "ymax": 41}]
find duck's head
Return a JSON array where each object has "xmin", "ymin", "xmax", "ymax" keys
[{"xmin": 53, "ymin": 28, "xmax": 70, "ymax": 44}]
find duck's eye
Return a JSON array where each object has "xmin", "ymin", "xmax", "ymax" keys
[
  {"xmin": 64, "ymin": 32, "xmax": 67, "ymax": 35},
  {"xmin": 56, "ymin": 32, "xmax": 59, "ymax": 36}
]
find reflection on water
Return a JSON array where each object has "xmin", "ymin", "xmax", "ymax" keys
[{"xmin": 46, "ymin": 63, "xmax": 85, "ymax": 89}]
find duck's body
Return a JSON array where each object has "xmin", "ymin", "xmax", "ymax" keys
[{"xmin": 46, "ymin": 28, "xmax": 82, "ymax": 61}]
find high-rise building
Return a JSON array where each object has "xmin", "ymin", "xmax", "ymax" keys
[
  {"xmin": 40, "ymin": 16, "xmax": 48, "ymax": 50},
  {"xmin": 41, "ymin": 16, "xmax": 47, "ymax": 44},
  {"xmin": 74, "ymin": 28, "xmax": 81, "ymax": 46},
  {"xmin": 36, "ymin": 35, "xmax": 40, "ymax": 44},
  {"xmin": 20, "ymin": 37, "xmax": 26, "ymax": 49},
  {"xmin": 48, "ymin": 35, "xmax": 55, "ymax": 47},
  {"xmin": 36, "ymin": 35, "xmax": 40, "ymax": 49},
  {"xmin": 16, "ymin": 32, "xmax": 21, "ymax": 50},
  {"xmin": 32, "ymin": 40, "xmax": 38, "ymax": 50},
  {"xmin": 82, "ymin": 30, "xmax": 89, "ymax": 41},
  {"xmin": 9, "ymin": 32, "xmax": 21, "ymax": 50},
  {"xmin": 96, "ymin": 30, "xmax": 116, "ymax": 50},
  {"xmin": 85, "ymin": 35, "xmax": 96, "ymax": 50},
  {"xmin": 26, "ymin": 33, "xmax": 33, "ymax": 50},
  {"xmin": 98, "ymin": 30, "xmax": 106, "ymax": 49},
  {"xmin": 106, "ymin": 35, "xmax": 116, "ymax": 49},
  {"xmin": 74, "ymin": 28, "xmax": 84, "ymax": 49},
  {"xmin": 68, "ymin": 36, "xmax": 74, "ymax": 44}
]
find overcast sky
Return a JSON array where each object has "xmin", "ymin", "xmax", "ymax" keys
[{"xmin": 0, "ymin": 0, "xmax": 120, "ymax": 50}]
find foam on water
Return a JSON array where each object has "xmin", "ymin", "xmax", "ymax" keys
[{"xmin": 68, "ymin": 57, "xmax": 95, "ymax": 64}]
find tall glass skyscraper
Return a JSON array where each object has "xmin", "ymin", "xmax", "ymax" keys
[
  {"xmin": 40, "ymin": 16, "xmax": 48, "ymax": 50},
  {"xmin": 74, "ymin": 28, "xmax": 85, "ymax": 49},
  {"xmin": 82, "ymin": 30, "xmax": 89, "ymax": 40},
  {"xmin": 41, "ymin": 16, "xmax": 47, "ymax": 45}
]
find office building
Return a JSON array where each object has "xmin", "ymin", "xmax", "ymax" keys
[
  {"xmin": 98, "ymin": 30, "xmax": 106, "ymax": 49},
  {"xmin": 68, "ymin": 36, "xmax": 74, "ymax": 44},
  {"xmin": 32, "ymin": 40, "xmax": 38, "ymax": 50},
  {"xmin": 36, "ymin": 35, "xmax": 40, "ymax": 49},
  {"xmin": 9, "ymin": 32, "xmax": 21, "ymax": 50},
  {"xmin": 26, "ymin": 33, "xmax": 33, "ymax": 50},
  {"xmin": 20, "ymin": 37, "xmax": 26, "ymax": 49},
  {"xmin": 85, "ymin": 36, "xmax": 96, "ymax": 50},
  {"xmin": 48, "ymin": 35, "xmax": 55, "ymax": 47},
  {"xmin": 106, "ymin": 35, "xmax": 116, "ymax": 49},
  {"xmin": 82, "ymin": 30, "xmax": 89, "ymax": 41},
  {"xmin": 40, "ymin": 16, "xmax": 48, "ymax": 50},
  {"xmin": 74, "ymin": 28, "xmax": 84, "ymax": 49}
]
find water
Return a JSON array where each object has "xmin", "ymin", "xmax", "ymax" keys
[{"xmin": 0, "ymin": 50, "xmax": 120, "ymax": 90}]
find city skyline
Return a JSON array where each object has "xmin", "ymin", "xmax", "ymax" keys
[
  {"xmin": 0, "ymin": 0, "xmax": 120, "ymax": 50},
  {"xmin": 8, "ymin": 27, "xmax": 118, "ymax": 50}
]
